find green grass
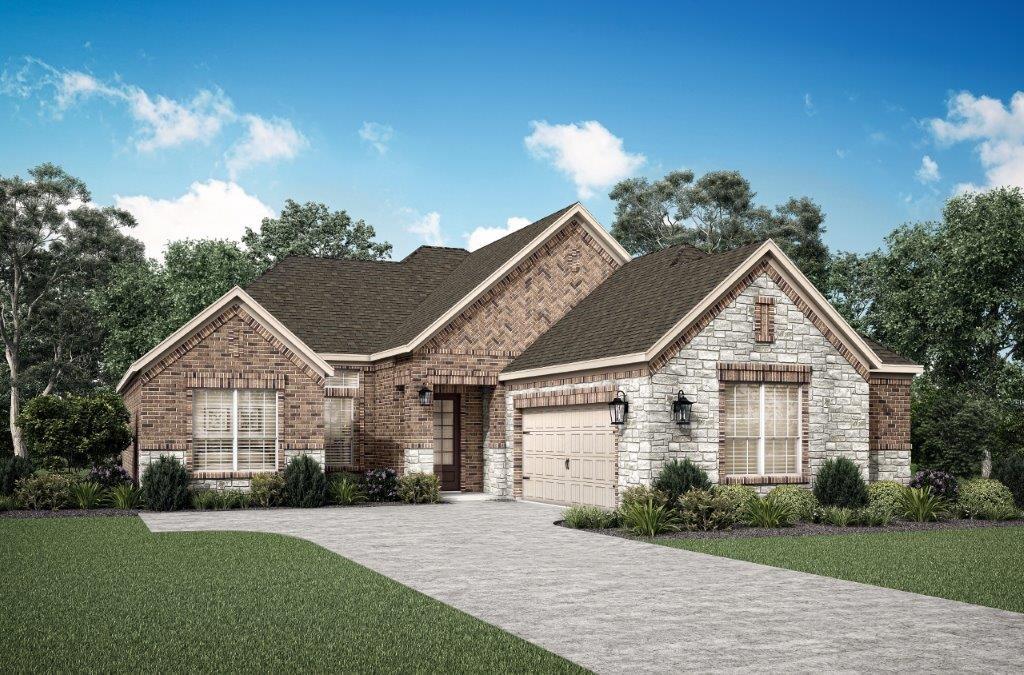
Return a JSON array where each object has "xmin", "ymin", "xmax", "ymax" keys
[
  {"xmin": 660, "ymin": 526, "xmax": 1024, "ymax": 613},
  {"xmin": 0, "ymin": 517, "xmax": 583, "ymax": 673}
]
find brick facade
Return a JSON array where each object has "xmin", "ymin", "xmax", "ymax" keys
[{"xmin": 868, "ymin": 374, "xmax": 913, "ymax": 483}]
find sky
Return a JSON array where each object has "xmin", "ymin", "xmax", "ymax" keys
[{"xmin": 1, "ymin": 1, "xmax": 1023, "ymax": 259}]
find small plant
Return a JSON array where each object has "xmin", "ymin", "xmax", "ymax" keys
[
  {"xmin": 813, "ymin": 457, "xmax": 868, "ymax": 508},
  {"xmin": 857, "ymin": 503, "xmax": 895, "ymax": 526},
  {"xmin": 106, "ymin": 483, "xmax": 143, "ymax": 510},
  {"xmin": 562, "ymin": 505, "xmax": 616, "ymax": 529},
  {"xmin": 88, "ymin": 463, "xmax": 132, "ymax": 490},
  {"xmin": 283, "ymin": 455, "xmax": 326, "ymax": 508},
  {"xmin": 678, "ymin": 488, "xmax": 742, "ymax": 531},
  {"xmin": 141, "ymin": 456, "xmax": 190, "ymax": 511},
  {"xmin": 867, "ymin": 480, "xmax": 906, "ymax": 518},
  {"xmin": 328, "ymin": 476, "xmax": 367, "ymax": 506},
  {"xmin": 766, "ymin": 485, "xmax": 819, "ymax": 522},
  {"xmin": 191, "ymin": 489, "xmax": 216, "ymax": 511},
  {"xmin": 1, "ymin": 455, "xmax": 34, "ymax": 496},
  {"xmin": 818, "ymin": 506, "xmax": 855, "ymax": 527},
  {"xmin": 899, "ymin": 486, "xmax": 947, "ymax": 522},
  {"xmin": 619, "ymin": 484, "xmax": 668, "ymax": 509},
  {"xmin": 957, "ymin": 478, "xmax": 1017, "ymax": 520},
  {"xmin": 909, "ymin": 469, "xmax": 959, "ymax": 502},
  {"xmin": 250, "ymin": 472, "xmax": 286, "ymax": 507},
  {"xmin": 397, "ymin": 472, "xmax": 440, "ymax": 504},
  {"xmin": 0, "ymin": 494, "xmax": 16, "ymax": 511},
  {"xmin": 363, "ymin": 468, "xmax": 399, "ymax": 502},
  {"xmin": 741, "ymin": 495, "xmax": 795, "ymax": 528},
  {"xmin": 13, "ymin": 471, "xmax": 79, "ymax": 510},
  {"xmin": 993, "ymin": 454, "xmax": 1024, "ymax": 508},
  {"xmin": 619, "ymin": 499, "xmax": 681, "ymax": 537},
  {"xmin": 652, "ymin": 459, "xmax": 711, "ymax": 505},
  {"xmin": 71, "ymin": 481, "xmax": 104, "ymax": 509}
]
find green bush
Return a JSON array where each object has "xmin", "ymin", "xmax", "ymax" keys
[
  {"xmin": 853, "ymin": 503, "xmax": 894, "ymax": 527},
  {"xmin": 818, "ymin": 506, "xmax": 855, "ymax": 527},
  {"xmin": 619, "ymin": 499, "xmax": 681, "ymax": 537},
  {"xmin": 141, "ymin": 456, "xmax": 190, "ymax": 511},
  {"xmin": 899, "ymin": 486, "xmax": 948, "ymax": 522},
  {"xmin": 250, "ymin": 473, "xmax": 285, "ymax": 507},
  {"xmin": 813, "ymin": 457, "xmax": 868, "ymax": 508},
  {"xmin": 653, "ymin": 459, "xmax": 711, "ymax": 505},
  {"xmin": 71, "ymin": 481, "xmax": 104, "ymax": 509},
  {"xmin": 741, "ymin": 495, "xmax": 795, "ymax": 528},
  {"xmin": 561, "ymin": 505, "xmax": 615, "ymax": 529},
  {"xmin": 328, "ymin": 476, "xmax": 367, "ymax": 506},
  {"xmin": 106, "ymin": 483, "xmax": 143, "ymax": 509},
  {"xmin": 1, "ymin": 455, "xmax": 34, "ymax": 496},
  {"xmin": 18, "ymin": 391, "xmax": 131, "ymax": 468},
  {"xmin": 867, "ymin": 480, "xmax": 906, "ymax": 517},
  {"xmin": 191, "ymin": 489, "xmax": 217, "ymax": 511},
  {"xmin": 397, "ymin": 472, "xmax": 441, "ymax": 504},
  {"xmin": 678, "ymin": 488, "xmax": 743, "ymax": 531},
  {"xmin": 993, "ymin": 454, "xmax": 1024, "ymax": 508},
  {"xmin": 283, "ymin": 455, "xmax": 326, "ymax": 508},
  {"xmin": 957, "ymin": 478, "xmax": 1018, "ymax": 520},
  {"xmin": 619, "ymin": 484, "xmax": 668, "ymax": 509},
  {"xmin": 767, "ymin": 485, "xmax": 818, "ymax": 522},
  {"xmin": 13, "ymin": 471, "xmax": 79, "ymax": 510},
  {"xmin": 0, "ymin": 494, "xmax": 16, "ymax": 511}
]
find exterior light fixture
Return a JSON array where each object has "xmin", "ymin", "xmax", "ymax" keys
[
  {"xmin": 672, "ymin": 390, "xmax": 694, "ymax": 425},
  {"xmin": 608, "ymin": 390, "xmax": 628, "ymax": 425},
  {"xmin": 418, "ymin": 386, "xmax": 433, "ymax": 406}
]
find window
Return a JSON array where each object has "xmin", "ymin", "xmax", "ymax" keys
[
  {"xmin": 326, "ymin": 371, "xmax": 360, "ymax": 389},
  {"xmin": 722, "ymin": 383, "xmax": 801, "ymax": 476},
  {"xmin": 324, "ymin": 397, "xmax": 355, "ymax": 468},
  {"xmin": 193, "ymin": 389, "xmax": 277, "ymax": 471}
]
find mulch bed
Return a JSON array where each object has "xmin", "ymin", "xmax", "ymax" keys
[
  {"xmin": 2, "ymin": 508, "xmax": 140, "ymax": 519},
  {"xmin": 559, "ymin": 517, "xmax": 1024, "ymax": 541}
]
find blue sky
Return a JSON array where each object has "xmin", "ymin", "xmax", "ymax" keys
[{"xmin": 2, "ymin": 1, "xmax": 1022, "ymax": 259}]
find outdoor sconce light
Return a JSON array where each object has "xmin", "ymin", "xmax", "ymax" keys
[
  {"xmin": 418, "ymin": 386, "xmax": 433, "ymax": 406},
  {"xmin": 672, "ymin": 390, "xmax": 694, "ymax": 425},
  {"xmin": 608, "ymin": 390, "xmax": 628, "ymax": 425}
]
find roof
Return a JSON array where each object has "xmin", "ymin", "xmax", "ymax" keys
[{"xmin": 858, "ymin": 334, "xmax": 918, "ymax": 366}]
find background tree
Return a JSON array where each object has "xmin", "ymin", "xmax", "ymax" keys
[
  {"xmin": 18, "ymin": 391, "xmax": 130, "ymax": 468},
  {"xmin": 0, "ymin": 163, "xmax": 142, "ymax": 456}
]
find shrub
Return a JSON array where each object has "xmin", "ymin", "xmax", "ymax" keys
[
  {"xmin": 678, "ymin": 489, "xmax": 743, "ymax": 531},
  {"xmin": 909, "ymin": 469, "xmax": 959, "ymax": 502},
  {"xmin": 619, "ymin": 499, "xmax": 680, "ymax": 537},
  {"xmin": 899, "ymin": 486, "xmax": 947, "ymax": 522},
  {"xmin": 71, "ymin": 481, "xmax": 104, "ymax": 509},
  {"xmin": 653, "ymin": 459, "xmax": 711, "ymax": 505},
  {"xmin": 619, "ymin": 484, "xmax": 668, "ymax": 509},
  {"xmin": 106, "ymin": 483, "xmax": 143, "ymax": 509},
  {"xmin": 18, "ymin": 391, "xmax": 131, "ymax": 468},
  {"xmin": 363, "ymin": 468, "xmax": 399, "ymax": 502},
  {"xmin": 867, "ymin": 481, "xmax": 906, "ymax": 517},
  {"xmin": 993, "ymin": 454, "xmax": 1024, "ymax": 508},
  {"xmin": 13, "ymin": 471, "xmax": 79, "ymax": 510},
  {"xmin": 813, "ymin": 457, "xmax": 868, "ymax": 508},
  {"xmin": 1, "ymin": 455, "xmax": 34, "ymax": 496},
  {"xmin": 191, "ymin": 489, "xmax": 217, "ymax": 511},
  {"xmin": 250, "ymin": 473, "xmax": 286, "ymax": 507},
  {"xmin": 328, "ymin": 476, "xmax": 367, "ymax": 506},
  {"xmin": 818, "ymin": 506, "xmax": 855, "ymax": 527},
  {"xmin": 141, "ymin": 456, "xmax": 190, "ymax": 511},
  {"xmin": 767, "ymin": 485, "xmax": 818, "ymax": 522},
  {"xmin": 397, "ymin": 472, "xmax": 441, "ymax": 504},
  {"xmin": 283, "ymin": 455, "xmax": 326, "ymax": 508},
  {"xmin": 562, "ymin": 505, "xmax": 616, "ymax": 529},
  {"xmin": 88, "ymin": 463, "xmax": 132, "ymax": 490},
  {"xmin": 714, "ymin": 484, "xmax": 758, "ymax": 512},
  {"xmin": 853, "ymin": 503, "xmax": 894, "ymax": 527},
  {"xmin": 957, "ymin": 478, "xmax": 1017, "ymax": 520},
  {"xmin": 0, "ymin": 495, "xmax": 16, "ymax": 511},
  {"xmin": 741, "ymin": 495, "xmax": 795, "ymax": 528}
]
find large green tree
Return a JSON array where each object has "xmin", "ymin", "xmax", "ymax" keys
[
  {"xmin": 608, "ymin": 170, "xmax": 830, "ymax": 286},
  {"xmin": 0, "ymin": 163, "xmax": 143, "ymax": 456}
]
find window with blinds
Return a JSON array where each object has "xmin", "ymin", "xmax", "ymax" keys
[
  {"xmin": 326, "ymin": 371, "xmax": 360, "ymax": 389},
  {"xmin": 722, "ymin": 383, "xmax": 801, "ymax": 476},
  {"xmin": 324, "ymin": 397, "xmax": 355, "ymax": 468},
  {"xmin": 193, "ymin": 389, "xmax": 277, "ymax": 471}
]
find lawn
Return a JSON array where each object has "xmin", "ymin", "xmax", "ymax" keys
[
  {"xmin": 0, "ymin": 516, "xmax": 582, "ymax": 673},
  {"xmin": 660, "ymin": 525, "xmax": 1024, "ymax": 613}
]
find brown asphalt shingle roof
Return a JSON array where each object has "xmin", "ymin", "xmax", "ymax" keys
[{"xmin": 858, "ymin": 334, "xmax": 918, "ymax": 366}]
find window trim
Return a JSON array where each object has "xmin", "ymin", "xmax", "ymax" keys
[
  {"xmin": 192, "ymin": 388, "xmax": 278, "ymax": 473},
  {"xmin": 722, "ymin": 382, "xmax": 804, "ymax": 481}
]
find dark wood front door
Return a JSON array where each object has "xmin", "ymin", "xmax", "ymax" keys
[{"xmin": 432, "ymin": 394, "xmax": 461, "ymax": 491}]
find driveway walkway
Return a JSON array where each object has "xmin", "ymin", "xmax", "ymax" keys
[{"xmin": 143, "ymin": 500, "xmax": 1024, "ymax": 673}]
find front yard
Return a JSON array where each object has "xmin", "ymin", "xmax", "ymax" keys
[
  {"xmin": 661, "ymin": 526, "xmax": 1024, "ymax": 613},
  {"xmin": 0, "ymin": 516, "xmax": 581, "ymax": 673}
]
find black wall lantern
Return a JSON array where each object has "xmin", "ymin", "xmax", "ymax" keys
[
  {"xmin": 608, "ymin": 390, "xmax": 628, "ymax": 425},
  {"xmin": 672, "ymin": 390, "xmax": 694, "ymax": 425},
  {"xmin": 418, "ymin": 386, "xmax": 433, "ymax": 406}
]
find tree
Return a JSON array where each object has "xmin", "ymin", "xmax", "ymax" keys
[
  {"xmin": 608, "ymin": 170, "xmax": 830, "ymax": 287},
  {"xmin": 18, "ymin": 391, "xmax": 131, "ymax": 468},
  {"xmin": 242, "ymin": 199, "xmax": 392, "ymax": 268},
  {"xmin": 0, "ymin": 163, "xmax": 143, "ymax": 456}
]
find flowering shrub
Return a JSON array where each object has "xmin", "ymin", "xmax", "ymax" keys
[
  {"xmin": 909, "ymin": 469, "xmax": 959, "ymax": 502},
  {"xmin": 88, "ymin": 463, "xmax": 132, "ymax": 489},
  {"xmin": 363, "ymin": 468, "xmax": 399, "ymax": 502}
]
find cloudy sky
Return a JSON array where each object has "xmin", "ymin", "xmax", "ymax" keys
[{"xmin": 2, "ymin": 1, "xmax": 1022, "ymax": 259}]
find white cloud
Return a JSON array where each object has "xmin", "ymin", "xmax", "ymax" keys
[
  {"xmin": 406, "ymin": 211, "xmax": 444, "ymax": 246},
  {"xmin": 466, "ymin": 216, "xmax": 531, "ymax": 251},
  {"xmin": 915, "ymin": 155, "xmax": 941, "ymax": 184},
  {"xmin": 115, "ymin": 180, "xmax": 274, "ymax": 258},
  {"xmin": 926, "ymin": 91, "xmax": 1024, "ymax": 190},
  {"xmin": 835, "ymin": 148, "xmax": 848, "ymax": 159},
  {"xmin": 804, "ymin": 93, "xmax": 816, "ymax": 116},
  {"xmin": 127, "ymin": 87, "xmax": 234, "ymax": 151},
  {"xmin": 524, "ymin": 120, "xmax": 645, "ymax": 198},
  {"xmin": 359, "ymin": 122, "xmax": 395, "ymax": 154},
  {"xmin": 226, "ymin": 115, "xmax": 307, "ymax": 177}
]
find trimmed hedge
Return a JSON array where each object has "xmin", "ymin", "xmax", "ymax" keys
[
  {"xmin": 141, "ymin": 457, "xmax": 190, "ymax": 511},
  {"xmin": 397, "ymin": 472, "xmax": 441, "ymax": 504},
  {"xmin": 813, "ymin": 457, "xmax": 868, "ymax": 508},
  {"xmin": 653, "ymin": 459, "xmax": 711, "ymax": 505},
  {"xmin": 867, "ymin": 480, "xmax": 906, "ymax": 516}
]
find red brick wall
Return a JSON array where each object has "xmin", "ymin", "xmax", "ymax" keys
[{"xmin": 869, "ymin": 375, "xmax": 912, "ymax": 450}]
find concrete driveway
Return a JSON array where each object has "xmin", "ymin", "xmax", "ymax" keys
[{"xmin": 143, "ymin": 500, "xmax": 1024, "ymax": 673}]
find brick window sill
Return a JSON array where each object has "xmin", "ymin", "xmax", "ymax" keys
[
  {"xmin": 721, "ymin": 474, "xmax": 808, "ymax": 486},
  {"xmin": 191, "ymin": 470, "xmax": 278, "ymax": 480}
]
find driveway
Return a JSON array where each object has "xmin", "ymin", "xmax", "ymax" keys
[{"xmin": 143, "ymin": 500, "xmax": 1024, "ymax": 673}]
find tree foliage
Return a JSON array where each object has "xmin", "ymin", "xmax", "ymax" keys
[{"xmin": 18, "ymin": 390, "xmax": 131, "ymax": 468}]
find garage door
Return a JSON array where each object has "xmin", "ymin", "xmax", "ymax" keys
[{"xmin": 522, "ymin": 405, "xmax": 616, "ymax": 508}]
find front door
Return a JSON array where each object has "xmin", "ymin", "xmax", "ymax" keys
[{"xmin": 432, "ymin": 394, "xmax": 461, "ymax": 491}]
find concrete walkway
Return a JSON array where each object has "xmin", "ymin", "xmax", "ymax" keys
[{"xmin": 143, "ymin": 500, "xmax": 1024, "ymax": 673}]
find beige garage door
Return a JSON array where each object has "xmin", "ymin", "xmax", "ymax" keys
[{"xmin": 522, "ymin": 405, "xmax": 616, "ymax": 508}]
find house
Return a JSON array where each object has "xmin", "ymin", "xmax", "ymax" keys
[{"xmin": 117, "ymin": 202, "xmax": 921, "ymax": 506}]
